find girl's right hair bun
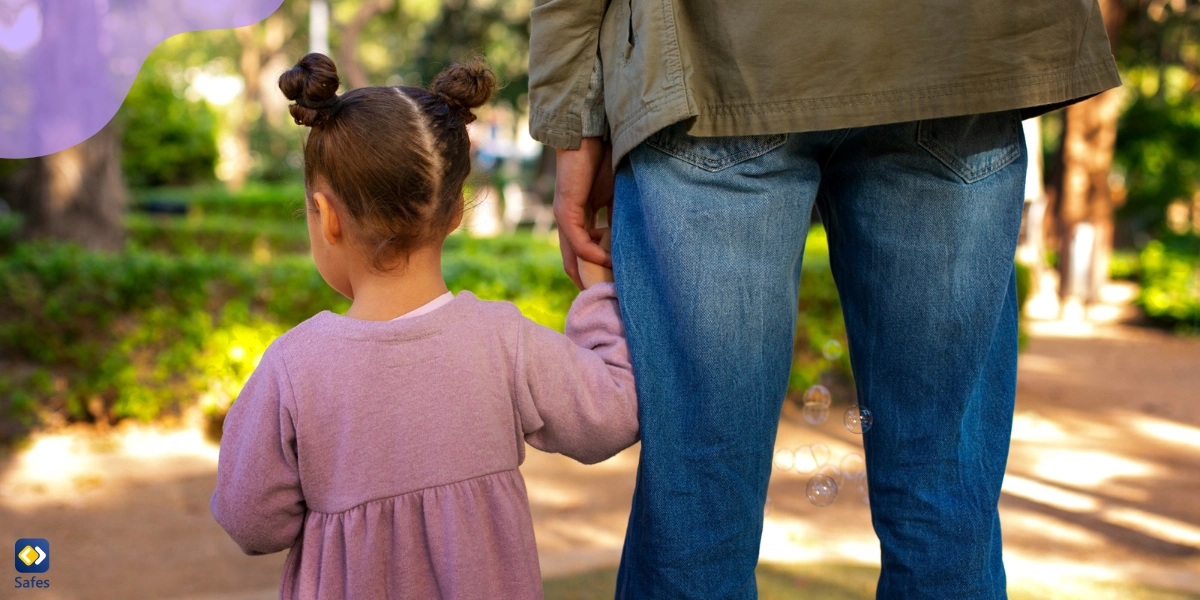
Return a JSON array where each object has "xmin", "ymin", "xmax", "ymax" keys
[
  {"xmin": 279, "ymin": 53, "xmax": 342, "ymax": 128},
  {"xmin": 430, "ymin": 58, "xmax": 496, "ymax": 124}
]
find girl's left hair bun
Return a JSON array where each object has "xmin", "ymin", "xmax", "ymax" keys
[{"xmin": 280, "ymin": 53, "xmax": 342, "ymax": 127}]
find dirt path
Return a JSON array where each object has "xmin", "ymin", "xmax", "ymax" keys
[{"xmin": 2, "ymin": 317, "xmax": 1198, "ymax": 599}]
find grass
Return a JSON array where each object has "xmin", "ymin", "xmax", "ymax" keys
[{"xmin": 542, "ymin": 564, "xmax": 1200, "ymax": 600}]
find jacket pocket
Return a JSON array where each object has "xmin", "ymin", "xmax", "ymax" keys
[
  {"xmin": 916, "ymin": 111, "xmax": 1022, "ymax": 184},
  {"xmin": 646, "ymin": 122, "xmax": 787, "ymax": 172}
]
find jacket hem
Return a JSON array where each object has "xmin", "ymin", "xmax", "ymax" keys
[{"xmin": 685, "ymin": 59, "xmax": 1121, "ymax": 138}]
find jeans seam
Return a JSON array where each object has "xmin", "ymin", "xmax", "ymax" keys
[
  {"xmin": 646, "ymin": 131, "xmax": 788, "ymax": 172},
  {"xmin": 819, "ymin": 128, "xmax": 852, "ymax": 174}
]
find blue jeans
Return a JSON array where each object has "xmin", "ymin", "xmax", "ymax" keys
[{"xmin": 611, "ymin": 112, "xmax": 1026, "ymax": 600}]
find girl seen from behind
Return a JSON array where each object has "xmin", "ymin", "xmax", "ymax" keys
[{"xmin": 210, "ymin": 53, "xmax": 637, "ymax": 600}]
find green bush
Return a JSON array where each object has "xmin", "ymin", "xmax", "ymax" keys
[
  {"xmin": 1110, "ymin": 249, "xmax": 1142, "ymax": 281},
  {"xmin": 127, "ymin": 213, "xmax": 312, "ymax": 256},
  {"xmin": 0, "ymin": 212, "xmax": 22, "ymax": 255},
  {"xmin": 1138, "ymin": 237, "xmax": 1200, "ymax": 331},
  {"xmin": 118, "ymin": 66, "xmax": 219, "ymax": 188},
  {"xmin": 1113, "ymin": 82, "xmax": 1200, "ymax": 238},
  {"xmin": 132, "ymin": 182, "xmax": 307, "ymax": 221},
  {"xmin": 789, "ymin": 228, "xmax": 852, "ymax": 395},
  {"xmin": 0, "ymin": 235, "xmax": 583, "ymax": 424}
]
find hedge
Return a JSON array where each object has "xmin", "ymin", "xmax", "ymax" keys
[
  {"xmin": 0, "ymin": 221, "xmax": 1051, "ymax": 433},
  {"xmin": 0, "ymin": 235, "xmax": 581, "ymax": 428},
  {"xmin": 1137, "ymin": 236, "xmax": 1200, "ymax": 331}
]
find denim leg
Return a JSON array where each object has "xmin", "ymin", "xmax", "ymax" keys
[
  {"xmin": 610, "ymin": 125, "xmax": 827, "ymax": 599},
  {"xmin": 816, "ymin": 112, "xmax": 1027, "ymax": 600}
]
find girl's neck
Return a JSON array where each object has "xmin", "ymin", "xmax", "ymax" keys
[{"xmin": 342, "ymin": 243, "xmax": 450, "ymax": 321}]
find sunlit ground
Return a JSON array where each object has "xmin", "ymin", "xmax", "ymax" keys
[{"xmin": 1, "ymin": 315, "xmax": 1198, "ymax": 599}]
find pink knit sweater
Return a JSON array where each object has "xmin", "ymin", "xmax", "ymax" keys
[{"xmin": 210, "ymin": 283, "xmax": 638, "ymax": 599}]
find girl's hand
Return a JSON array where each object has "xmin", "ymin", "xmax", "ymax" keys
[{"xmin": 577, "ymin": 227, "xmax": 614, "ymax": 289}]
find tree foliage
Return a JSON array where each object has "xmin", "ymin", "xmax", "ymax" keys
[{"xmin": 118, "ymin": 64, "xmax": 219, "ymax": 188}]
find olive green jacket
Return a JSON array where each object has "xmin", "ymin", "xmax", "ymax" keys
[{"xmin": 528, "ymin": 0, "xmax": 1121, "ymax": 164}]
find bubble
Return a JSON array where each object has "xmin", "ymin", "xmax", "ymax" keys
[
  {"xmin": 822, "ymin": 339, "xmax": 843, "ymax": 360},
  {"xmin": 802, "ymin": 404, "xmax": 828, "ymax": 425},
  {"xmin": 856, "ymin": 480, "xmax": 869, "ymax": 505},
  {"xmin": 806, "ymin": 473, "xmax": 838, "ymax": 507},
  {"xmin": 802, "ymin": 384, "xmax": 832, "ymax": 408},
  {"xmin": 817, "ymin": 464, "xmax": 843, "ymax": 486},
  {"xmin": 810, "ymin": 443, "xmax": 831, "ymax": 467},
  {"xmin": 839, "ymin": 453, "xmax": 866, "ymax": 481},
  {"xmin": 844, "ymin": 405, "xmax": 873, "ymax": 434},
  {"xmin": 773, "ymin": 448, "xmax": 795, "ymax": 471},
  {"xmin": 764, "ymin": 496, "xmax": 773, "ymax": 516},
  {"xmin": 793, "ymin": 446, "xmax": 819, "ymax": 474}
]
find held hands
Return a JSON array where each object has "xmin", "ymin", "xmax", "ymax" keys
[
  {"xmin": 554, "ymin": 137, "xmax": 614, "ymax": 289},
  {"xmin": 577, "ymin": 227, "xmax": 614, "ymax": 289}
]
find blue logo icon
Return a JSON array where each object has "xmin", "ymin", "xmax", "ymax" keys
[{"xmin": 14, "ymin": 539, "xmax": 49, "ymax": 574}]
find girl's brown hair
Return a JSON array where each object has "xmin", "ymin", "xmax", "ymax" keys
[{"xmin": 279, "ymin": 53, "xmax": 495, "ymax": 269}]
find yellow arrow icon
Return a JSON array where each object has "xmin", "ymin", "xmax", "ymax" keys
[{"xmin": 17, "ymin": 545, "xmax": 36, "ymax": 566}]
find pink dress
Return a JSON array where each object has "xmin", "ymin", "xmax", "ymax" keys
[{"xmin": 211, "ymin": 284, "xmax": 638, "ymax": 599}]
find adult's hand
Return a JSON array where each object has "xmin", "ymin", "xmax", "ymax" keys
[{"xmin": 554, "ymin": 136, "xmax": 614, "ymax": 289}]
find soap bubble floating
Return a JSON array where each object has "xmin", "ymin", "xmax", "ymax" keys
[
  {"xmin": 806, "ymin": 472, "xmax": 839, "ymax": 507},
  {"xmin": 818, "ymin": 464, "xmax": 843, "ymax": 486},
  {"xmin": 773, "ymin": 448, "xmax": 795, "ymax": 471},
  {"xmin": 793, "ymin": 445, "xmax": 820, "ymax": 474},
  {"xmin": 839, "ymin": 453, "xmax": 866, "ymax": 481},
  {"xmin": 802, "ymin": 384, "xmax": 832, "ymax": 408},
  {"xmin": 822, "ymin": 339, "xmax": 843, "ymax": 361},
  {"xmin": 764, "ymin": 496, "xmax": 773, "ymax": 516},
  {"xmin": 844, "ymin": 405, "xmax": 873, "ymax": 434},
  {"xmin": 809, "ymin": 443, "xmax": 831, "ymax": 468},
  {"xmin": 771, "ymin": 445, "xmax": 867, "ymax": 509},
  {"xmin": 802, "ymin": 404, "xmax": 829, "ymax": 425}
]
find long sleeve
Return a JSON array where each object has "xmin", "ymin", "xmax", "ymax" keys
[
  {"xmin": 211, "ymin": 348, "xmax": 306, "ymax": 555},
  {"xmin": 515, "ymin": 282, "xmax": 639, "ymax": 464},
  {"xmin": 528, "ymin": 0, "xmax": 607, "ymax": 149},
  {"xmin": 579, "ymin": 51, "xmax": 607, "ymax": 138}
]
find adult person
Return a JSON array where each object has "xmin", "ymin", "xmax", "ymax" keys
[{"xmin": 528, "ymin": 2, "xmax": 1119, "ymax": 598}]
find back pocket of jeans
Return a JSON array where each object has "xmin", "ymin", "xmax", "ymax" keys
[
  {"xmin": 916, "ymin": 111, "xmax": 1022, "ymax": 184},
  {"xmin": 646, "ymin": 122, "xmax": 787, "ymax": 172}
]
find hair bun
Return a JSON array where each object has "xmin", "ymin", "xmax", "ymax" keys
[
  {"xmin": 279, "ymin": 53, "xmax": 342, "ymax": 127},
  {"xmin": 430, "ymin": 58, "xmax": 496, "ymax": 125}
]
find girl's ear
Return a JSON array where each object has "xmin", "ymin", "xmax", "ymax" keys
[
  {"xmin": 313, "ymin": 192, "xmax": 342, "ymax": 246},
  {"xmin": 447, "ymin": 197, "xmax": 465, "ymax": 234}
]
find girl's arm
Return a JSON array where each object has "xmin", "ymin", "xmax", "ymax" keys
[
  {"xmin": 210, "ymin": 348, "xmax": 306, "ymax": 555},
  {"xmin": 514, "ymin": 281, "xmax": 639, "ymax": 464}
]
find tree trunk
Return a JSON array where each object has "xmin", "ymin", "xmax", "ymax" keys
[
  {"xmin": 339, "ymin": 0, "xmax": 393, "ymax": 89},
  {"xmin": 1053, "ymin": 0, "xmax": 1125, "ymax": 314},
  {"xmin": 228, "ymin": 15, "xmax": 294, "ymax": 191},
  {"xmin": 12, "ymin": 120, "xmax": 127, "ymax": 251}
]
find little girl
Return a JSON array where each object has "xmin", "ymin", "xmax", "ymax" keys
[{"xmin": 210, "ymin": 53, "xmax": 637, "ymax": 599}]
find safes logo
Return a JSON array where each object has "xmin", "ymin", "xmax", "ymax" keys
[{"xmin": 14, "ymin": 539, "xmax": 49, "ymax": 573}]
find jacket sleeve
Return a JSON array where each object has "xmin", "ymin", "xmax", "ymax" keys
[
  {"xmin": 514, "ymin": 283, "xmax": 639, "ymax": 464},
  {"xmin": 528, "ymin": 0, "xmax": 607, "ymax": 149},
  {"xmin": 210, "ymin": 348, "xmax": 306, "ymax": 555}
]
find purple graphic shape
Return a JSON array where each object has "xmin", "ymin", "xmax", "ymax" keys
[{"xmin": 0, "ymin": 0, "xmax": 283, "ymax": 159}]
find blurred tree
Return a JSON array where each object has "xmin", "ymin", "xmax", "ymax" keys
[
  {"xmin": 340, "ymin": 0, "xmax": 396, "ymax": 89},
  {"xmin": 118, "ymin": 64, "xmax": 219, "ymax": 188},
  {"xmin": 10, "ymin": 121, "xmax": 127, "ymax": 251},
  {"xmin": 1053, "ymin": 0, "xmax": 1126, "ymax": 312},
  {"xmin": 229, "ymin": 5, "xmax": 307, "ymax": 190},
  {"xmin": 1111, "ymin": 0, "xmax": 1200, "ymax": 240},
  {"xmin": 412, "ymin": 0, "xmax": 531, "ymax": 105}
]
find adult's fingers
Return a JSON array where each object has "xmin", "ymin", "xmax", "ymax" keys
[
  {"xmin": 558, "ymin": 226, "xmax": 584, "ymax": 289},
  {"xmin": 554, "ymin": 138, "xmax": 611, "ymax": 275},
  {"xmin": 590, "ymin": 146, "xmax": 615, "ymax": 228}
]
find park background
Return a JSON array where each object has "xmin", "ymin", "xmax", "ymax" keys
[{"xmin": 0, "ymin": 0, "xmax": 1198, "ymax": 598}]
